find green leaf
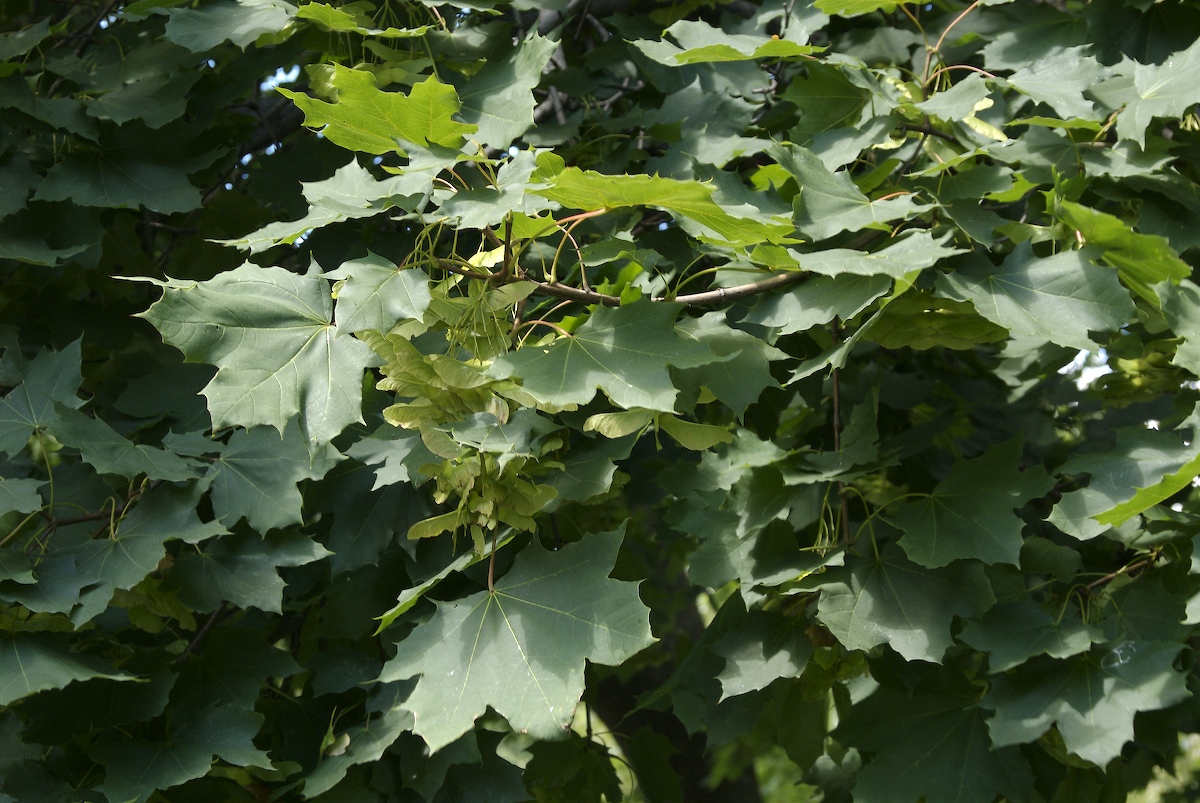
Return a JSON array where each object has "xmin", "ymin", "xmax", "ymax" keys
[
  {"xmin": 279, "ymin": 68, "xmax": 475, "ymax": 155},
  {"xmin": 441, "ymin": 409, "xmax": 560, "ymax": 469},
  {"xmin": 532, "ymin": 167, "xmax": 796, "ymax": 247},
  {"xmin": 488, "ymin": 301, "xmax": 717, "ymax": 412},
  {"xmin": 438, "ymin": 150, "xmax": 558, "ymax": 229},
  {"xmin": 1115, "ymin": 37, "xmax": 1200, "ymax": 147},
  {"xmin": 94, "ymin": 704, "xmax": 272, "ymax": 803},
  {"xmin": 0, "ymin": 75, "xmax": 98, "ymax": 140},
  {"xmin": 316, "ymin": 465, "xmax": 427, "ymax": 576},
  {"xmin": 84, "ymin": 71, "xmax": 201, "ymax": 129},
  {"xmin": 632, "ymin": 19, "xmax": 820, "ymax": 65},
  {"xmin": 0, "ymin": 18, "xmax": 51, "ymax": 61},
  {"xmin": 205, "ymin": 423, "xmax": 336, "ymax": 532},
  {"xmin": 788, "ymin": 307, "xmax": 883, "ymax": 382},
  {"xmin": 378, "ymin": 525, "xmax": 654, "ymax": 751},
  {"xmin": 866, "ymin": 291, "xmax": 1009, "ymax": 350},
  {"xmin": 839, "ymin": 676, "xmax": 1033, "ymax": 803},
  {"xmin": 793, "ymin": 231, "xmax": 965, "ymax": 279},
  {"xmin": 303, "ymin": 695, "xmax": 415, "ymax": 797},
  {"xmin": 0, "ymin": 478, "xmax": 42, "ymax": 518},
  {"xmin": 814, "ymin": 543, "xmax": 995, "ymax": 663},
  {"xmin": 296, "ymin": 2, "xmax": 430, "ymax": 37},
  {"xmin": 773, "ymin": 143, "xmax": 929, "ymax": 240},
  {"xmin": 1006, "ymin": 47, "xmax": 1109, "ymax": 121},
  {"xmin": 779, "ymin": 62, "xmax": 870, "ymax": 137},
  {"xmin": 217, "ymin": 160, "xmax": 433, "ymax": 253},
  {"xmin": 1049, "ymin": 428, "xmax": 1200, "ymax": 538},
  {"xmin": 0, "ymin": 633, "xmax": 133, "ymax": 706},
  {"xmin": 894, "ymin": 440, "xmax": 1055, "ymax": 567},
  {"xmin": 0, "ymin": 153, "xmax": 38, "ymax": 220},
  {"xmin": 34, "ymin": 151, "xmax": 201, "ymax": 213},
  {"xmin": 674, "ymin": 313, "xmax": 783, "ymax": 417},
  {"xmin": 937, "ymin": 244, "xmax": 1136, "ymax": 351},
  {"xmin": 985, "ymin": 642, "xmax": 1190, "ymax": 765},
  {"xmin": 328, "ymin": 251, "xmax": 430, "ymax": 333},
  {"xmin": 742, "ymin": 274, "xmax": 892, "ymax": 335},
  {"xmin": 676, "ymin": 470, "xmax": 824, "ymax": 591},
  {"xmin": 658, "ymin": 414, "xmax": 733, "ymax": 451},
  {"xmin": 814, "ymin": 0, "xmax": 899, "ymax": 15},
  {"xmin": 70, "ymin": 485, "xmax": 224, "ymax": 609},
  {"xmin": 0, "ymin": 340, "xmax": 82, "ymax": 456},
  {"xmin": 1057, "ymin": 200, "xmax": 1191, "ymax": 298},
  {"xmin": 958, "ymin": 600, "xmax": 1102, "ymax": 672},
  {"xmin": 164, "ymin": 0, "xmax": 296, "ymax": 52},
  {"xmin": 524, "ymin": 735, "xmax": 624, "ymax": 803},
  {"xmin": 346, "ymin": 425, "xmax": 435, "ymax": 490},
  {"xmin": 455, "ymin": 33, "xmax": 557, "ymax": 149},
  {"xmin": 138, "ymin": 262, "xmax": 377, "ymax": 445},
  {"xmin": 1161, "ymin": 280, "xmax": 1200, "ymax": 376},
  {"xmin": 374, "ymin": 534, "xmax": 523, "ymax": 634},
  {"xmin": 167, "ymin": 530, "xmax": 332, "ymax": 613},
  {"xmin": 48, "ymin": 405, "xmax": 197, "ymax": 481},
  {"xmin": 1102, "ymin": 581, "xmax": 1188, "ymax": 644},
  {"xmin": 542, "ymin": 433, "xmax": 635, "ymax": 511},
  {"xmin": 712, "ymin": 610, "xmax": 812, "ymax": 700},
  {"xmin": 915, "ymin": 73, "xmax": 993, "ymax": 122},
  {"xmin": 583, "ymin": 409, "xmax": 654, "ymax": 439}
]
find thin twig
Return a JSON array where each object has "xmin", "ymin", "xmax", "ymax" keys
[
  {"xmin": 925, "ymin": 63, "xmax": 998, "ymax": 88},
  {"xmin": 897, "ymin": 121, "xmax": 960, "ymax": 144},
  {"xmin": 929, "ymin": 0, "xmax": 981, "ymax": 73},
  {"xmin": 1087, "ymin": 557, "xmax": 1153, "ymax": 590},
  {"xmin": 531, "ymin": 231, "xmax": 883, "ymax": 306},
  {"xmin": 179, "ymin": 602, "xmax": 229, "ymax": 659},
  {"xmin": 436, "ymin": 260, "xmax": 491, "ymax": 282}
]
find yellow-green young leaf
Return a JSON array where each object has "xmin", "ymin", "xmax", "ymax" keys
[
  {"xmin": 1049, "ymin": 427, "xmax": 1200, "ymax": 540},
  {"xmin": 1094, "ymin": 449, "xmax": 1200, "ymax": 525},
  {"xmin": 1057, "ymin": 200, "xmax": 1190, "ymax": 300},
  {"xmin": 658, "ymin": 414, "xmax": 733, "ymax": 451},
  {"xmin": 407, "ymin": 510, "xmax": 463, "ymax": 540},
  {"xmin": 295, "ymin": 2, "xmax": 430, "ymax": 37},
  {"xmin": 583, "ymin": 409, "xmax": 654, "ymax": 439},
  {"xmin": 633, "ymin": 19, "xmax": 820, "ymax": 65},
  {"xmin": 814, "ymin": 0, "xmax": 900, "ymax": 16},
  {"xmin": 278, "ymin": 67, "xmax": 476, "ymax": 155},
  {"xmin": 531, "ymin": 167, "xmax": 796, "ymax": 247}
]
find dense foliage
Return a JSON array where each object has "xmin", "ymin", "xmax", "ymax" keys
[{"xmin": 4, "ymin": 0, "xmax": 1200, "ymax": 800}]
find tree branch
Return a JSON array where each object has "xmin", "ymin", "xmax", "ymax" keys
[{"xmin": 530, "ymin": 231, "xmax": 884, "ymax": 307}]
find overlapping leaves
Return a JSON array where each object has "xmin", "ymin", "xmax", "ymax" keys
[
  {"xmin": 4, "ymin": 1, "xmax": 1200, "ymax": 802},
  {"xmin": 378, "ymin": 527, "xmax": 653, "ymax": 751}
]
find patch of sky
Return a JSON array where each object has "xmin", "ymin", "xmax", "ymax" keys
[
  {"xmin": 261, "ymin": 65, "xmax": 301, "ymax": 92},
  {"xmin": 1058, "ymin": 348, "xmax": 1113, "ymax": 390}
]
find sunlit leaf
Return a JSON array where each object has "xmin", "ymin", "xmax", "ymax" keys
[
  {"xmin": 139, "ymin": 263, "xmax": 376, "ymax": 444},
  {"xmin": 488, "ymin": 301, "xmax": 717, "ymax": 411},
  {"xmin": 279, "ymin": 67, "xmax": 476, "ymax": 155}
]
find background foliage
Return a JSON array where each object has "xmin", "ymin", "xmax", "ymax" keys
[{"xmin": 3, "ymin": 0, "xmax": 1200, "ymax": 800}]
